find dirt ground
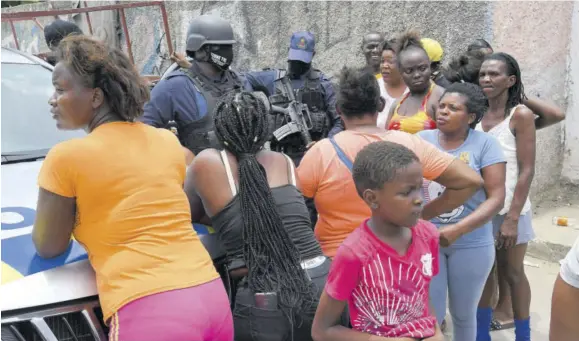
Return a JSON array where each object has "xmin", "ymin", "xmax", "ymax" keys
[{"xmin": 533, "ymin": 181, "xmax": 579, "ymax": 217}]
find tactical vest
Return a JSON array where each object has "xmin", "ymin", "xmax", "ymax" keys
[
  {"xmin": 166, "ymin": 67, "xmax": 244, "ymax": 155},
  {"xmin": 268, "ymin": 68, "xmax": 331, "ymax": 155}
]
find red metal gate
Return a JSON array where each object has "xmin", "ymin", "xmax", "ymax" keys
[{"xmin": 1, "ymin": 1, "xmax": 174, "ymax": 65}]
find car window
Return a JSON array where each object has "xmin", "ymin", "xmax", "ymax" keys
[{"xmin": 1, "ymin": 63, "xmax": 85, "ymax": 155}]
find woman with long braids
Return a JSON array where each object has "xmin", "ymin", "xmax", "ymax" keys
[{"xmin": 184, "ymin": 91, "xmax": 336, "ymax": 341}]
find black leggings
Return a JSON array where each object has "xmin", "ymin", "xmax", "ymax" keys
[{"xmin": 232, "ymin": 257, "xmax": 349, "ymax": 341}]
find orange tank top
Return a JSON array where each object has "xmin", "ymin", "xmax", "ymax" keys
[{"xmin": 388, "ymin": 83, "xmax": 437, "ymax": 134}]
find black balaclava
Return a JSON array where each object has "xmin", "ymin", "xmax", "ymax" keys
[{"xmin": 288, "ymin": 60, "xmax": 311, "ymax": 79}]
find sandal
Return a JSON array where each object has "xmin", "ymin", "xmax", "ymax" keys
[{"xmin": 490, "ymin": 317, "xmax": 515, "ymax": 331}]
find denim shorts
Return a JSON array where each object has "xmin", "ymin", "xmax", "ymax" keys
[{"xmin": 492, "ymin": 210, "xmax": 535, "ymax": 245}]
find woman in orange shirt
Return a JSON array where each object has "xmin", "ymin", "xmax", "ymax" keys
[
  {"xmin": 297, "ymin": 66, "xmax": 483, "ymax": 258},
  {"xmin": 385, "ymin": 30, "xmax": 446, "ymax": 134},
  {"xmin": 32, "ymin": 36, "xmax": 232, "ymax": 341}
]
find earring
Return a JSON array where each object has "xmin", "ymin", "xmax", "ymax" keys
[{"xmin": 370, "ymin": 203, "xmax": 379, "ymax": 209}]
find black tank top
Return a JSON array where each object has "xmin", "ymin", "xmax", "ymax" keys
[{"xmin": 210, "ymin": 151, "xmax": 323, "ymax": 270}]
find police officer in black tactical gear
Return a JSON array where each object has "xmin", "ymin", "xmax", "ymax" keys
[
  {"xmin": 141, "ymin": 15, "xmax": 266, "ymax": 155},
  {"xmin": 253, "ymin": 31, "xmax": 344, "ymax": 167},
  {"xmin": 249, "ymin": 31, "xmax": 343, "ymax": 230}
]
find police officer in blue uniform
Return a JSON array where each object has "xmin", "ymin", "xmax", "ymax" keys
[
  {"xmin": 249, "ymin": 31, "xmax": 343, "ymax": 230},
  {"xmin": 141, "ymin": 15, "xmax": 266, "ymax": 155},
  {"xmin": 253, "ymin": 31, "xmax": 344, "ymax": 167}
]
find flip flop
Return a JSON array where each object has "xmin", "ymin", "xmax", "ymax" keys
[{"xmin": 490, "ymin": 317, "xmax": 515, "ymax": 331}]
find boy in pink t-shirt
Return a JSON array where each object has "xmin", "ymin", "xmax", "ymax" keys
[{"xmin": 312, "ymin": 141, "xmax": 444, "ymax": 341}]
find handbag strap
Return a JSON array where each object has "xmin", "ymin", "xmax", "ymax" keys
[{"xmin": 329, "ymin": 136, "xmax": 353, "ymax": 172}]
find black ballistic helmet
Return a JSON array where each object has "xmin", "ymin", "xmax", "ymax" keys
[{"xmin": 185, "ymin": 15, "xmax": 236, "ymax": 52}]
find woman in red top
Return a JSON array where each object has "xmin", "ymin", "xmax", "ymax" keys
[{"xmin": 312, "ymin": 141, "xmax": 444, "ymax": 341}]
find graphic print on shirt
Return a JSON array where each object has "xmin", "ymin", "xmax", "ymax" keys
[
  {"xmin": 422, "ymin": 180, "xmax": 464, "ymax": 223},
  {"xmin": 351, "ymin": 254, "xmax": 435, "ymax": 338},
  {"xmin": 459, "ymin": 151, "xmax": 470, "ymax": 164},
  {"xmin": 420, "ymin": 253, "xmax": 433, "ymax": 277}
]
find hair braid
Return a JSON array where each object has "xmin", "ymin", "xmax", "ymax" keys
[{"xmin": 213, "ymin": 91, "xmax": 317, "ymax": 316}]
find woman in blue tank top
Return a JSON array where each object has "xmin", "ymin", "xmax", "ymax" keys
[{"xmin": 418, "ymin": 82, "xmax": 507, "ymax": 341}]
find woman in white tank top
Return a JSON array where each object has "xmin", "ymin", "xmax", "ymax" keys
[
  {"xmin": 475, "ymin": 52, "xmax": 538, "ymax": 341},
  {"xmin": 376, "ymin": 39, "xmax": 408, "ymax": 128},
  {"xmin": 442, "ymin": 48, "xmax": 566, "ymax": 336}
]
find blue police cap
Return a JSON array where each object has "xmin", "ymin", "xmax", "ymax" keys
[{"xmin": 288, "ymin": 31, "xmax": 315, "ymax": 63}]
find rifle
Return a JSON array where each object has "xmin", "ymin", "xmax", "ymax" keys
[{"xmin": 270, "ymin": 76, "xmax": 313, "ymax": 145}]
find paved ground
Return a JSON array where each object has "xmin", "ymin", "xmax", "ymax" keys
[{"xmin": 442, "ymin": 203, "xmax": 579, "ymax": 341}]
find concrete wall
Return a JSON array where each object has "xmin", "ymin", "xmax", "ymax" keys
[
  {"xmin": 2, "ymin": 1, "xmax": 576, "ymax": 200},
  {"xmin": 489, "ymin": 1, "xmax": 574, "ymax": 200},
  {"xmin": 153, "ymin": 1, "xmax": 491, "ymax": 75},
  {"xmin": 563, "ymin": 1, "xmax": 579, "ymax": 184}
]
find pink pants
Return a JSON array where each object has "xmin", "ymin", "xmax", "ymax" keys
[{"xmin": 109, "ymin": 279, "xmax": 233, "ymax": 341}]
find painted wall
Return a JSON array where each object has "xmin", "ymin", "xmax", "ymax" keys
[
  {"xmin": 490, "ymin": 1, "xmax": 574, "ymax": 200},
  {"xmin": 562, "ymin": 1, "xmax": 579, "ymax": 184},
  {"xmin": 2, "ymin": 0, "xmax": 576, "ymax": 199}
]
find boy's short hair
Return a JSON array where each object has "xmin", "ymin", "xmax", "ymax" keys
[{"xmin": 352, "ymin": 141, "xmax": 420, "ymax": 197}]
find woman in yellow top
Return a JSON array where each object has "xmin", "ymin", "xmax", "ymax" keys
[
  {"xmin": 33, "ymin": 36, "xmax": 232, "ymax": 341},
  {"xmin": 385, "ymin": 30, "xmax": 446, "ymax": 134}
]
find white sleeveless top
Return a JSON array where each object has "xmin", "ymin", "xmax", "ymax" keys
[
  {"xmin": 476, "ymin": 105, "xmax": 532, "ymax": 216},
  {"xmin": 377, "ymin": 80, "xmax": 409, "ymax": 129}
]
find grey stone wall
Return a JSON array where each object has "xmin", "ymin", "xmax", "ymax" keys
[{"xmin": 153, "ymin": 1, "xmax": 491, "ymax": 76}]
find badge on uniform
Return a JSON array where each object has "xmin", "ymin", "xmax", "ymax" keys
[{"xmin": 167, "ymin": 120, "xmax": 179, "ymax": 136}]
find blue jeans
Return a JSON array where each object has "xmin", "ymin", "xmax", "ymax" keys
[{"xmin": 430, "ymin": 244, "xmax": 495, "ymax": 341}]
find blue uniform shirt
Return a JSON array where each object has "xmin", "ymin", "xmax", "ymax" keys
[
  {"xmin": 141, "ymin": 63, "xmax": 343, "ymax": 137},
  {"xmin": 141, "ymin": 61, "xmax": 269, "ymax": 128},
  {"xmin": 241, "ymin": 68, "xmax": 343, "ymax": 137},
  {"xmin": 418, "ymin": 129, "xmax": 506, "ymax": 249}
]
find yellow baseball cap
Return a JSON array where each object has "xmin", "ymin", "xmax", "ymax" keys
[{"xmin": 421, "ymin": 38, "xmax": 444, "ymax": 62}]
